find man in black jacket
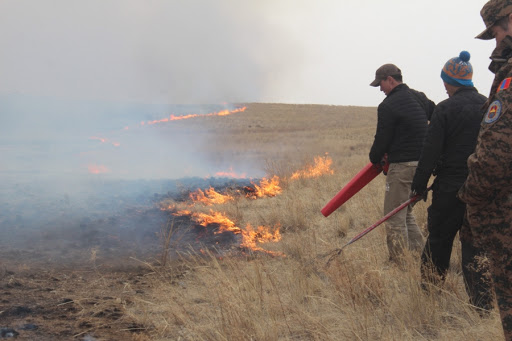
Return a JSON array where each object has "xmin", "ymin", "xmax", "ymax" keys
[
  {"xmin": 369, "ymin": 64, "xmax": 435, "ymax": 263},
  {"xmin": 411, "ymin": 51, "xmax": 493, "ymax": 310}
]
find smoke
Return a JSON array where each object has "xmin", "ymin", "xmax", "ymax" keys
[
  {"xmin": 0, "ymin": 1, "xmax": 303, "ymax": 264},
  {"xmin": 0, "ymin": 1, "xmax": 304, "ymax": 104},
  {"xmin": 0, "ymin": 95, "xmax": 259, "ymax": 265},
  {"xmin": 0, "ymin": 0, "xmax": 303, "ymax": 179}
]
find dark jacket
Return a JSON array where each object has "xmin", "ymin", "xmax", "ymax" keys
[
  {"xmin": 369, "ymin": 84, "xmax": 435, "ymax": 164},
  {"xmin": 412, "ymin": 87, "xmax": 486, "ymax": 193}
]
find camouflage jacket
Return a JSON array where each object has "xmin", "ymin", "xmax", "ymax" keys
[{"xmin": 459, "ymin": 36, "xmax": 512, "ymax": 206}]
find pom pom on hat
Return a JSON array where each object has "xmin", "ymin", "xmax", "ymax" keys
[
  {"xmin": 441, "ymin": 51, "xmax": 474, "ymax": 87},
  {"xmin": 459, "ymin": 51, "xmax": 470, "ymax": 63}
]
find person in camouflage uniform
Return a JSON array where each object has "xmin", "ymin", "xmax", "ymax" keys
[{"xmin": 459, "ymin": 0, "xmax": 512, "ymax": 339}]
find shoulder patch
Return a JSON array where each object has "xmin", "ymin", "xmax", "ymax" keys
[
  {"xmin": 484, "ymin": 100, "xmax": 502, "ymax": 124},
  {"xmin": 498, "ymin": 77, "xmax": 512, "ymax": 92}
]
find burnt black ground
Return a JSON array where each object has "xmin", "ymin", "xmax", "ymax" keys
[
  {"xmin": 0, "ymin": 176, "xmax": 253, "ymax": 340},
  {"xmin": 0, "ymin": 176, "xmax": 252, "ymax": 267}
]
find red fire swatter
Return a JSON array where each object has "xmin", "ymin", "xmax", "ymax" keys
[{"xmin": 321, "ymin": 157, "xmax": 389, "ymax": 217}]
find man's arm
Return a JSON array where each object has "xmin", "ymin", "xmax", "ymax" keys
[
  {"xmin": 411, "ymin": 107, "xmax": 446, "ymax": 194},
  {"xmin": 369, "ymin": 103, "xmax": 395, "ymax": 164}
]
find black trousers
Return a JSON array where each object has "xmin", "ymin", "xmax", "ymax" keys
[{"xmin": 421, "ymin": 190, "xmax": 493, "ymax": 310}]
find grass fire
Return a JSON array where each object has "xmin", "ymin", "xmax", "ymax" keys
[{"xmin": 0, "ymin": 104, "xmax": 502, "ymax": 340}]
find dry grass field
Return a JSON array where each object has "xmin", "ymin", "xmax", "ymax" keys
[{"xmin": 0, "ymin": 103, "xmax": 504, "ymax": 340}]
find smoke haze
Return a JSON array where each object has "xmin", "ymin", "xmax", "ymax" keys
[{"xmin": 0, "ymin": 1, "xmax": 303, "ymax": 104}]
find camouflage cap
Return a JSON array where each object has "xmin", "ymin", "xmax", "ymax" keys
[
  {"xmin": 476, "ymin": 0, "xmax": 512, "ymax": 40},
  {"xmin": 370, "ymin": 64, "xmax": 402, "ymax": 87}
]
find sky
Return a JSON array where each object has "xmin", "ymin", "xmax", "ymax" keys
[{"xmin": 0, "ymin": 0, "xmax": 497, "ymax": 107}]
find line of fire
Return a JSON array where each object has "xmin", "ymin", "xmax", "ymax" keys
[{"xmin": 158, "ymin": 155, "xmax": 334, "ymax": 256}]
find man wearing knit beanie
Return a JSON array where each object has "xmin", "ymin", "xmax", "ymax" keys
[
  {"xmin": 441, "ymin": 51, "xmax": 474, "ymax": 88},
  {"xmin": 459, "ymin": 1, "xmax": 512, "ymax": 339},
  {"xmin": 411, "ymin": 51, "xmax": 493, "ymax": 312}
]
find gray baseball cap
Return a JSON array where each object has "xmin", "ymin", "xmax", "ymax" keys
[{"xmin": 370, "ymin": 64, "xmax": 402, "ymax": 87}]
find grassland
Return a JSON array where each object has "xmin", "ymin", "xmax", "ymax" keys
[
  {"xmin": 126, "ymin": 103, "xmax": 502, "ymax": 340},
  {"xmin": 1, "ymin": 103, "xmax": 502, "ymax": 340}
]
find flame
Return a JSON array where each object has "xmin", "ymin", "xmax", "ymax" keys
[
  {"xmin": 249, "ymin": 175, "xmax": 282, "ymax": 198},
  {"xmin": 145, "ymin": 107, "xmax": 246, "ymax": 125},
  {"xmin": 157, "ymin": 153, "xmax": 334, "ymax": 256},
  {"xmin": 90, "ymin": 136, "xmax": 107, "ymax": 143},
  {"xmin": 214, "ymin": 167, "xmax": 247, "ymax": 179},
  {"xmin": 87, "ymin": 106, "xmax": 247, "ymax": 155},
  {"xmin": 173, "ymin": 209, "xmax": 192, "ymax": 216},
  {"xmin": 90, "ymin": 136, "xmax": 121, "ymax": 147},
  {"xmin": 174, "ymin": 209, "xmax": 240, "ymax": 233},
  {"xmin": 240, "ymin": 223, "xmax": 282, "ymax": 254},
  {"xmin": 88, "ymin": 164, "xmax": 109, "ymax": 174},
  {"xmin": 172, "ymin": 208, "xmax": 281, "ymax": 254},
  {"xmin": 290, "ymin": 155, "xmax": 334, "ymax": 180},
  {"xmin": 189, "ymin": 187, "xmax": 234, "ymax": 205}
]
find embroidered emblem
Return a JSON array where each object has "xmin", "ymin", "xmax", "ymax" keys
[
  {"xmin": 484, "ymin": 100, "xmax": 502, "ymax": 124},
  {"xmin": 498, "ymin": 77, "xmax": 512, "ymax": 92}
]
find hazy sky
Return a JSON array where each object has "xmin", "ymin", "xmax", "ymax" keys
[{"xmin": 0, "ymin": 0, "xmax": 497, "ymax": 107}]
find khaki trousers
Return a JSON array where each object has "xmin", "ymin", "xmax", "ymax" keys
[{"xmin": 384, "ymin": 161, "xmax": 424, "ymax": 260}]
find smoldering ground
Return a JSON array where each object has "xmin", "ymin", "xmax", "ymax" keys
[{"xmin": 0, "ymin": 99, "xmax": 261, "ymax": 268}]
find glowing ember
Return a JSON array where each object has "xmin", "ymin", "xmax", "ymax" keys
[
  {"xmin": 189, "ymin": 187, "xmax": 234, "ymax": 205},
  {"xmin": 159, "ymin": 202, "xmax": 176, "ymax": 211},
  {"xmin": 249, "ymin": 175, "xmax": 282, "ymax": 198},
  {"xmin": 290, "ymin": 155, "xmax": 334, "ymax": 180},
  {"xmin": 88, "ymin": 164, "xmax": 109, "ymax": 174}
]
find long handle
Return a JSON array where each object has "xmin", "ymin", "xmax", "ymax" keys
[{"xmin": 341, "ymin": 194, "xmax": 421, "ymax": 250}]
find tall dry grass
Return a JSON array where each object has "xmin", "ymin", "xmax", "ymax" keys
[{"xmin": 126, "ymin": 103, "xmax": 503, "ymax": 340}]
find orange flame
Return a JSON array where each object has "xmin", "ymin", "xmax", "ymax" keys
[
  {"xmin": 240, "ymin": 223, "xmax": 282, "ymax": 254},
  {"xmin": 290, "ymin": 155, "xmax": 334, "ymax": 180},
  {"xmin": 171, "ymin": 209, "xmax": 282, "ymax": 254},
  {"xmin": 249, "ymin": 175, "xmax": 282, "ymax": 198},
  {"xmin": 145, "ymin": 107, "xmax": 246, "ymax": 126},
  {"xmin": 214, "ymin": 167, "xmax": 247, "ymax": 179},
  {"xmin": 158, "ymin": 153, "xmax": 333, "ymax": 256},
  {"xmin": 189, "ymin": 187, "xmax": 234, "ymax": 205},
  {"xmin": 174, "ymin": 209, "xmax": 240, "ymax": 233},
  {"xmin": 90, "ymin": 136, "xmax": 121, "ymax": 147},
  {"xmin": 90, "ymin": 136, "xmax": 107, "ymax": 143},
  {"xmin": 88, "ymin": 164, "xmax": 109, "ymax": 174},
  {"xmin": 173, "ymin": 209, "xmax": 192, "ymax": 216}
]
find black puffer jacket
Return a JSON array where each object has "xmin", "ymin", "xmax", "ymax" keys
[
  {"xmin": 369, "ymin": 84, "xmax": 435, "ymax": 164},
  {"xmin": 412, "ymin": 87, "xmax": 486, "ymax": 193}
]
